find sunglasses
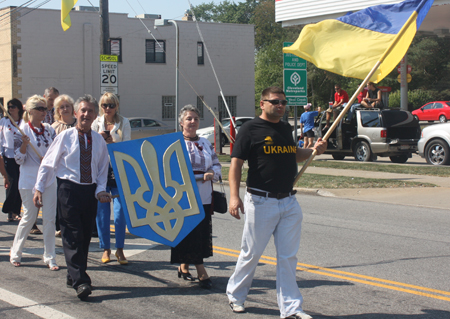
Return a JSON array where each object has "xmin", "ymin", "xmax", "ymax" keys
[
  {"xmin": 101, "ymin": 103, "xmax": 116, "ymax": 109},
  {"xmin": 263, "ymin": 99, "xmax": 288, "ymax": 106},
  {"xmin": 33, "ymin": 106, "xmax": 47, "ymax": 112},
  {"xmin": 335, "ymin": 88, "xmax": 341, "ymax": 90},
  {"xmin": 7, "ymin": 105, "xmax": 18, "ymax": 109}
]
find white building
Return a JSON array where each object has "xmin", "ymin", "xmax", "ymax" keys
[{"xmin": 0, "ymin": 6, "xmax": 255, "ymax": 125}]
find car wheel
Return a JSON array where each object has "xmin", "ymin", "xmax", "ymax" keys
[
  {"xmin": 413, "ymin": 115, "xmax": 419, "ymax": 122},
  {"xmin": 439, "ymin": 115, "xmax": 447, "ymax": 123},
  {"xmin": 354, "ymin": 141, "xmax": 373, "ymax": 162},
  {"xmin": 425, "ymin": 139, "xmax": 450, "ymax": 165},
  {"xmin": 332, "ymin": 154, "xmax": 345, "ymax": 160},
  {"xmin": 389, "ymin": 155, "xmax": 408, "ymax": 163}
]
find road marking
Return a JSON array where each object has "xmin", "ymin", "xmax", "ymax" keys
[
  {"xmin": 213, "ymin": 246, "xmax": 450, "ymax": 302},
  {"xmin": 0, "ymin": 287, "xmax": 74, "ymax": 318}
]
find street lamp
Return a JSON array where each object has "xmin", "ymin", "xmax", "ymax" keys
[{"xmin": 155, "ymin": 19, "xmax": 179, "ymax": 132}]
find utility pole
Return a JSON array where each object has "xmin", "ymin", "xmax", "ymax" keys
[{"xmin": 100, "ymin": 0, "xmax": 110, "ymax": 55}]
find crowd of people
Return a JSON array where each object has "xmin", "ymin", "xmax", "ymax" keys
[{"xmin": 1, "ymin": 86, "xmax": 328, "ymax": 319}]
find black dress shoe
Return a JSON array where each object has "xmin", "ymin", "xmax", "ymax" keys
[
  {"xmin": 199, "ymin": 278, "xmax": 212, "ymax": 289},
  {"xmin": 66, "ymin": 277, "xmax": 72, "ymax": 288},
  {"xmin": 177, "ymin": 267, "xmax": 196, "ymax": 281},
  {"xmin": 76, "ymin": 284, "xmax": 92, "ymax": 300}
]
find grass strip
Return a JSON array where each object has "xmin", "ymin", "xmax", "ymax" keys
[
  {"xmin": 221, "ymin": 167, "xmax": 436, "ymax": 189},
  {"xmin": 217, "ymin": 154, "xmax": 450, "ymax": 177},
  {"xmin": 310, "ymin": 160, "xmax": 450, "ymax": 177}
]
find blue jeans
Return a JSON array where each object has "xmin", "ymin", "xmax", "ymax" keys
[{"xmin": 96, "ymin": 186, "xmax": 126, "ymax": 249}]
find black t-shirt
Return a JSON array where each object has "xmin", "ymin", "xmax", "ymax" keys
[{"xmin": 231, "ymin": 117, "xmax": 297, "ymax": 193}]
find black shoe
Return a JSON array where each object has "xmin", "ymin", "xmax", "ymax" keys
[
  {"xmin": 177, "ymin": 267, "xmax": 196, "ymax": 281},
  {"xmin": 199, "ymin": 278, "xmax": 212, "ymax": 289},
  {"xmin": 76, "ymin": 284, "xmax": 92, "ymax": 300},
  {"xmin": 66, "ymin": 277, "xmax": 73, "ymax": 288}
]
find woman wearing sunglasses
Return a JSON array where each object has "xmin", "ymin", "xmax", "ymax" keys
[
  {"xmin": 0, "ymin": 98, "xmax": 24, "ymax": 222},
  {"xmin": 10, "ymin": 95, "xmax": 58, "ymax": 269},
  {"xmin": 91, "ymin": 92, "xmax": 131, "ymax": 265}
]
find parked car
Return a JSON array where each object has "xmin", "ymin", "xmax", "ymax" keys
[
  {"xmin": 197, "ymin": 117, "xmax": 253, "ymax": 147},
  {"xmin": 128, "ymin": 117, "xmax": 175, "ymax": 139},
  {"xmin": 412, "ymin": 101, "xmax": 450, "ymax": 123},
  {"xmin": 417, "ymin": 123, "xmax": 450, "ymax": 165},
  {"xmin": 310, "ymin": 108, "xmax": 421, "ymax": 163}
]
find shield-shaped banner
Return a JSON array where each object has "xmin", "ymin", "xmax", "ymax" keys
[{"xmin": 107, "ymin": 132, "xmax": 205, "ymax": 247}]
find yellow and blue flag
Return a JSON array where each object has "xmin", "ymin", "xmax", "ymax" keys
[
  {"xmin": 61, "ymin": 0, "xmax": 78, "ymax": 31},
  {"xmin": 283, "ymin": 0, "xmax": 434, "ymax": 83}
]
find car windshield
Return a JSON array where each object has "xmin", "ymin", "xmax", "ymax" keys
[
  {"xmin": 221, "ymin": 119, "xmax": 231, "ymax": 127},
  {"xmin": 446, "ymin": 102, "xmax": 450, "ymax": 107}
]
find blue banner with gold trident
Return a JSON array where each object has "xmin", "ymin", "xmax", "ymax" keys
[{"xmin": 107, "ymin": 132, "xmax": 205, "ymax": 247}]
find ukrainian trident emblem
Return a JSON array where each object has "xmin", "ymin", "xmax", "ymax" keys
[{"xmin": 107, "ymin": 132, "xmax": 205, "ymax": 247}]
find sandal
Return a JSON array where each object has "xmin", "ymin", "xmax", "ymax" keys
[
  {"xmin": 47, "ymin": 261, "xmax": 59, "ymax": 271},
  {"xmin": 30, "ymin": 227, "xmax": 43, "ymax": 235},
  {"xmin": 11, "ymin": 261, "xmax": 21, "ymax": 267}
]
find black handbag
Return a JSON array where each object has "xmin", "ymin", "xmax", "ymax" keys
[{"xmin": 212, "ymin": 177, "xmax": 227, "ymax": 214}]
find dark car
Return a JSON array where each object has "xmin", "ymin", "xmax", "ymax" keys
[{"xmin": 412, "ymin": 101, "xmax": 450, "ymax": 123}]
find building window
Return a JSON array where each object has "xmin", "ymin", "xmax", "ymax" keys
[
  {"xmin": 162, "ymin": 96, "xmax": 175, "ymax": 119},
  {"xmin": 146, "ymin": 40, "xmax": 166, "ymax": 63},
  {"xmin": 218, "ymin": 96, "xmax": 237, "ymax": 119},
  {"xmin": 196, "ymin": 96, "xmax": 204, "ymax": 119},
  {"xmin": 197, "ymin": 42, "xmax": 204, "ymax": 65},
  {"xmin": 110, "ymin": 38, "xmax": 122, "ymax": 62}
]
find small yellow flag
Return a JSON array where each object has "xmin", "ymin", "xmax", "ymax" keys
[{"xmin": 61, "ymin": 0, "xmax": 78, "ymax": 31}]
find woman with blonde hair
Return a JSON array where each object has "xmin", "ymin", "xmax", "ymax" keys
[
  {"xmin": 91, "ymin": 92, "xmax": 131, "ymax": 265},
  {"xmin": 10, "ymin": 95, "xmax": 58, "ymax": 269},
  {"xmin": 51, "ymin": 94, "xmax": 77, "ymax": 135}
]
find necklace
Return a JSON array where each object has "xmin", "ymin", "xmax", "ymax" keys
[
  {"xmin": 104, "ymin": 116, "xmax": 115, "ymax": 126},
  {"xmin": 28, "ymin": 121, "xmax": 49, "ymax": 147},
  {"xmin": 183, "ymin": 135, "xmax": 199, "ymax": 141},
  {"xmin": 28, "ymin": 121, "xmax": 45, "ymax": 135}
]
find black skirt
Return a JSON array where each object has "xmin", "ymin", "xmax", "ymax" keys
[{"xmin": 170, "ymin": 204, "xmax": 212, "ymax": 265}]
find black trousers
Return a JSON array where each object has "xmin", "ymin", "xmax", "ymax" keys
[
  {"xmin": 2, "ymin": 157, "xmax": 22, "ymax": 215},
  {"xmin": 57, "ymin": 178, "xmax": 97, "ymax": 289}
]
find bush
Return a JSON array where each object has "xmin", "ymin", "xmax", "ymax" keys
[{"xmin": 388, "ymin": 89, "xmax": 435, "ymax": 111}]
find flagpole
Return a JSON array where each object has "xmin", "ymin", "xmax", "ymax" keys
[
  {"xmin": 292, "ymin": 61, "xmax": 381, "ymax": 186},
  {"xmin": 0, "ymin": 103, "xmax": 42, "ymax": 160}
]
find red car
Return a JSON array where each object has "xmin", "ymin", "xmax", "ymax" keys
[{"xmin": 412, "ymin": 101, "xmax": 450, "ymax": 123}]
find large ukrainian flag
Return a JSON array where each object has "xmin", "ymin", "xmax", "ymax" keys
[{"xmin": 283, "ymin": 0, "xmax": 434, "ymax": 83}]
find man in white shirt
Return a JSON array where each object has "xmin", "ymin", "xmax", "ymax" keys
[{"xmin": 33, "ymin": 94, "xmax": 111, "ymax": 300}]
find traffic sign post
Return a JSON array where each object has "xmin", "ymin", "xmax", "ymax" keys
[
  {"xmin": 283, "ymin": 42, "xmax": 307, "ymax": 107},
  {"xmin": 100, "ymin": 54, "xmax": 119, "ymax": 94},
  {"xmin": 283, "ymin": 42, "xmax": 307, "ymax": 144}
]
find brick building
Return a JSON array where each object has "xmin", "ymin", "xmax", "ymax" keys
[{"xmin": 0, "ymin": 6, "xmax": 255, "ymax": 124}]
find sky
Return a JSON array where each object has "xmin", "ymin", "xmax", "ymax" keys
[{"xmin": 0, "ymin": 0, "xmax": 242, "ymax": 20}]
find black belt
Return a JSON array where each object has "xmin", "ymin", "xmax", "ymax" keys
[{"xmin": 247, "ymin": 188, "xmax": 297, "ymax": 200}]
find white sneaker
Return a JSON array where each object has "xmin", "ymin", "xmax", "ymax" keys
[
  {"xmin": 284, "ymin": 312, "xmax": 313, "ymax": 319},
  {"xmin": 229, "ymin": 302, "xmax": 245, "ymax": 313}
]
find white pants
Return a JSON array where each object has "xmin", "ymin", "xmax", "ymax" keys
[
  {"xmin": 226, "ymin": 192, "xmax": 304, "ymax": 318},
  {"xmin": 10, "ymin": 181, "xmax": 57, "ymax": 265}
]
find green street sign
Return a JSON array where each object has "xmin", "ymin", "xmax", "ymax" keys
[
  {"xmin": 283, "ymin": 42, "xmax": 307, "ymax": 70},
  {"xmin": 284, "ymin": 69, "xmax": 307, "ymax": 106}
]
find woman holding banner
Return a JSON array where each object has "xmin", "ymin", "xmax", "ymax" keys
[
  {"xmin": 170, "ymin": 104, "xmax": 222, "ymax": 289},
  {"xmin": 0, "ymin": 98, "xmax": 24, "ymax": 222},
  {"xmin": 91, "ymin": 92, "xmax": 131, "ymax": 265},
  {"xmin": 10, "ymin": 95, "xmax": 58, "ymax": 269}
]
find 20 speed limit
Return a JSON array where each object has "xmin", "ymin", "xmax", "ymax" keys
[{"xmin": 101, "ymin": 62, "xmax": 118, "ymax": 87}]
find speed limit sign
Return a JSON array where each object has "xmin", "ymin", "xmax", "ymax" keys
[{"xmin": 100, "ymin": 55, "xmax": 119, "ymax": 94}]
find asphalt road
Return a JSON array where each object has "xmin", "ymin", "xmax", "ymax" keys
[{"xmin": 1, "ymin": 183, "xmax": 450, "ymax": 318}]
